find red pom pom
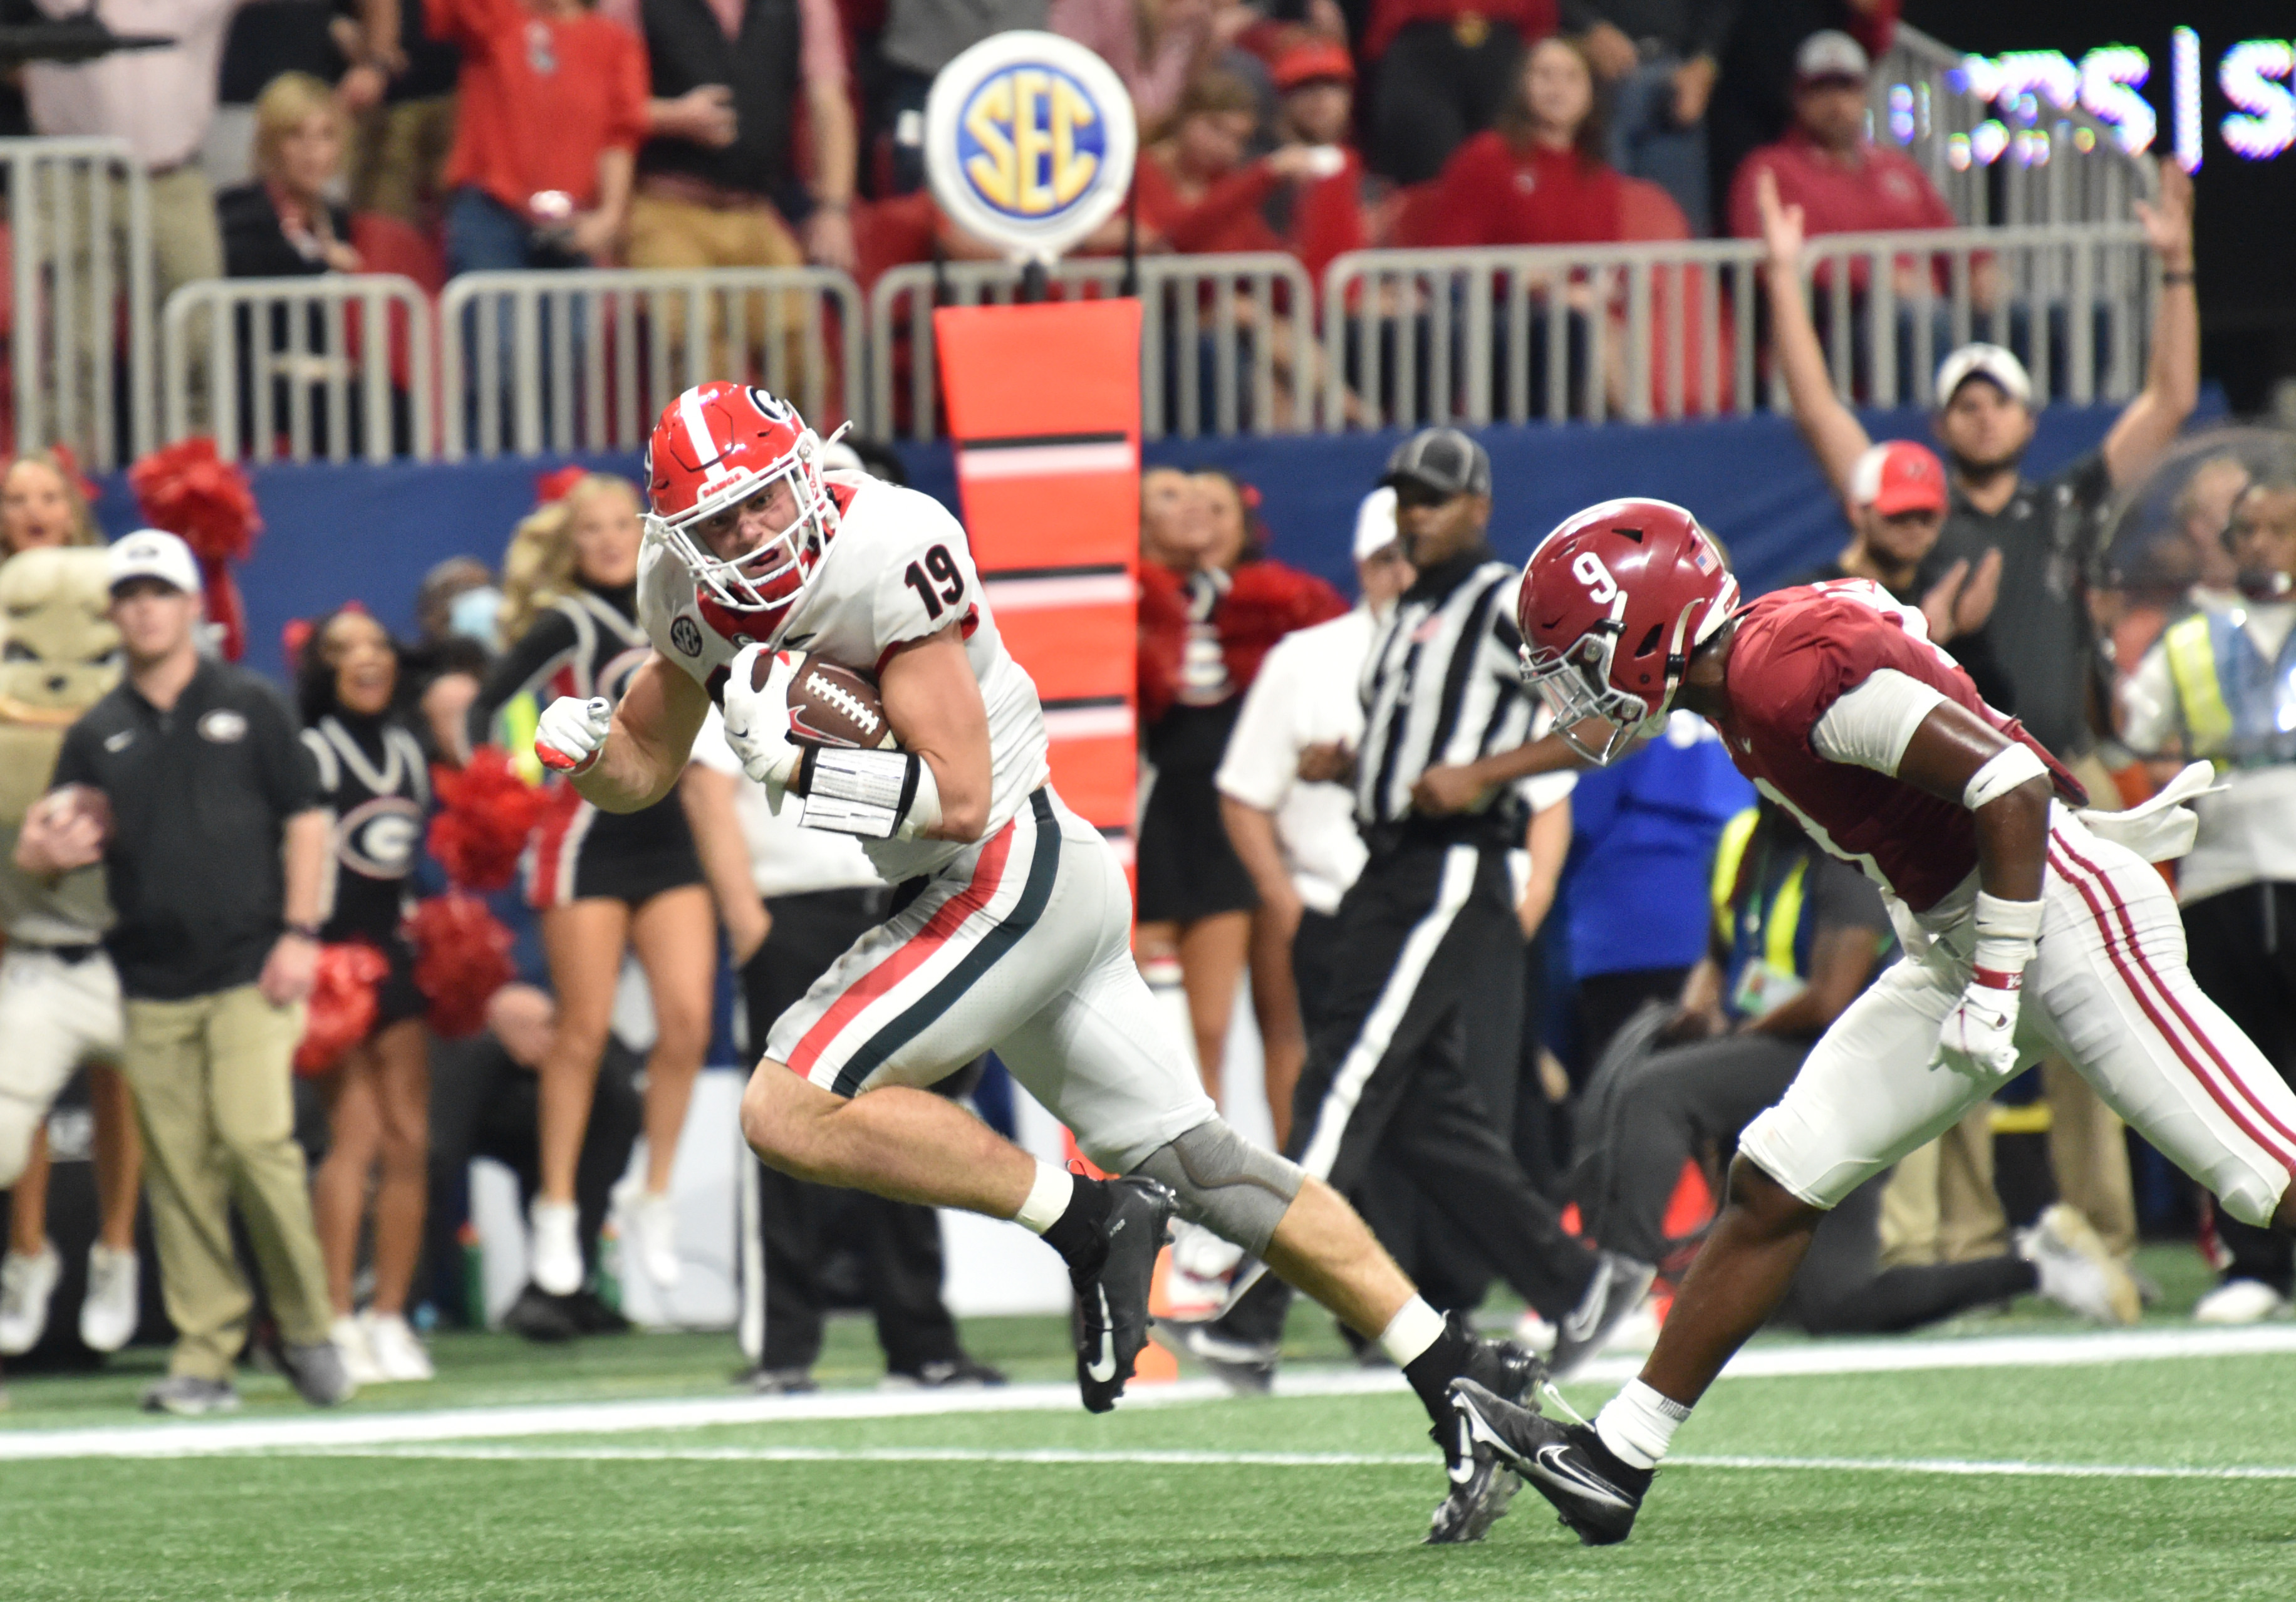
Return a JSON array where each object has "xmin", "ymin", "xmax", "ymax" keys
[
  {"xmin": 128, "ymin": 439, "xmax": 262, "ymax": 564},
  {"xmin": 294, "ymin": 942, "xmax": 391, "ymax": 1075},
  {"xmin": 405, "ymin": 893, "xmax": 516, "ymax": 1038},
  {"xmin": 427, "ymin": 746, "xmax": 547, "ymax": 892}
]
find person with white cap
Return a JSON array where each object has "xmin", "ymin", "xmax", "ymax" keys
[
  {"xmin": 1753, "ymin": 153, "xmax": 2200, "ymax": 769},
  {"xmin": 1214, "ymin": 488, "xmax": 1416, "ymax": 1146},
  {"xmin": 14, "ymin": 530, "xmax": 351, "ymax": 1415}
]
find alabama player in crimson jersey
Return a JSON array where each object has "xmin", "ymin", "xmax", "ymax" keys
[
  {"xmin": 529, "ymin": 382, "xmax": 1545, "ymax": 1538},
  {"xmin": 1438, "ymin": 497, "xmax": 2296, "ymax": 1546}
]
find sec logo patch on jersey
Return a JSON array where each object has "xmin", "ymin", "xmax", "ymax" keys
[{"xmin": 670, "ymin": 615, "xmax": 705, "ymax": 657}]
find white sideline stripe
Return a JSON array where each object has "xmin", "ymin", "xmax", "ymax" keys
[
  {"xmin": 958, "ymin": 443, "xmax": 1135, "ymax": 480},
  {"xmin": 1041, "ymin": 705, "xmax": 1134, "ymax": 741},
  {"xmin": 238, "ymin": 1445, "xmax": 2296, "ymax": 1484},
  {"xmin": 984, "ymin": 574, "xmax": 1135, "ymax": 611},
  {"xmin": 8, "ymin": 1324, "xmax": 2296, "ymax": 1461}
]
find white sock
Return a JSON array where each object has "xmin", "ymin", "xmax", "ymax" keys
[
  {"xmin": 1376, "ymin": 1296, "xmax": 1447, "ymax": 1369},
  {"xmin": 1594, "ymin": 1380, "xmax": 1692, "ymax": 1470},
  {"xmin": 1012, "ymin": 1159, "xmax": 1075, "ymax": 1235}
]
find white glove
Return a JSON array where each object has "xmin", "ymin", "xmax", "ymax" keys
[
  {"xmin": 535, "ymin": 695, "xmax": 613, "ymax": 776},
  {"xmin": 1937, "ymin": 972, "xmax": 2024, "ymax": 1083},
  {"xmin": 1935, "ymin": 890, "xmax": 2042, "ymax": 1083},
  {"xmin": 722, "ymin": 643, "xmax": 801, "ymax": 809}
]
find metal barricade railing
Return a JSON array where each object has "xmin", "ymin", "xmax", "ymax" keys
[
  {"xmin": 1876, "ymin": 24, "xmax": 2156, "ymax": 227},
  {"xmin": 867, "ymin": 254, "xmax": 1317, "ymax": 442},
  {"xmin": 3, "ymin": 137, "xmax": 153, "ymax": 469},
  {"xmin": 1321, "ymin": 222, "xmax": 2149, "ymax": 430},
  {"xmin": 438, "ymin": 267, "xmax": 863, "ymax": 460},
  {"xmin": 162, "ymin": 275, "xmax": 434, "ymax": 465}
]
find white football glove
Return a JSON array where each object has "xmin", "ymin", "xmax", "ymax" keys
[
  {"xmin": 535, "ymin": 695, "xmax": 613, "ymax": 776},
  {"xmin": 1935, "ymin": 890, "xmax": 2042, "ymax": 1084},
  {"xmin": 722, "ymin": 643, "xmax": 802, "ymax": 809},
  {"xmin": 1936, "ymin": 972, "xmax": 2024, "ymax": 1083}
]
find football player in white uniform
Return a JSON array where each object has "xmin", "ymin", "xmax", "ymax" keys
[{"xmin": 531, "ymin": 383, "xmax": 1540, "ymax": 1537}]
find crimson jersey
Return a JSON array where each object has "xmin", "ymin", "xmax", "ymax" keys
[{"xmin": 1709, "ymin": 581, "xmax": 2083, "ymax": 912}]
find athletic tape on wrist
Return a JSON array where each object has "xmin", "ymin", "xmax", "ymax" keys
[
  {"xmin": 1971, "ymin": 890, "xmax": 2043, "ymax": 986},
  {"xmin": 796, "ymin": 746, "xmax": 919, "ymax": 838},
  {"xmin": 1963, "ymin": 742, "xmax": 2049, "ymax": 812}
]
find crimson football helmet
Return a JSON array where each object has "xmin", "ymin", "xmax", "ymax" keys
[
  {"xmin": 1514, "ymin": 497, "xmax": 1738, "ymax": 763},
  {"xmin": 643, "ymin": 382, "xmax": 848, "ymax": 640}
]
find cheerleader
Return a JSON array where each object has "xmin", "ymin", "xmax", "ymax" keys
[{"xmin": 298, "ymin": 608, "xmax": 434, "ymax": 1382}]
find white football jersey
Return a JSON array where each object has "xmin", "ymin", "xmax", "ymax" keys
[{"xmin": 638, "ymin": 472, "xmax": 1051, "ymax": 883}]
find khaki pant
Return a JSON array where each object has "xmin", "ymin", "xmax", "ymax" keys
[
  {"xmin": 1880, "ymin": 1062, "xmax": 2139, "ymax": 1267},
  {"xmin": 121, "ymin": 984, "xmax": 332, "ymax": 1380},
  {"xmin": 347, "ymin": 95, "xmax": 457, "ymax": 226},
  {"xmin": 624, "ymin": 188, "xmax": 811, "ymax": 395},
  {"xmin": 52, "ymin": 164, "xmax": 224, "ymax": 445}
]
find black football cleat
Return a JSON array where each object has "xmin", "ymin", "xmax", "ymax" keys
[
  {"xmin": 1149, "ymin": 1316, "xmax": 1277, "ymax": 1394},
  {"xmin": 1071, "ymin": 1176, "xmax": 1178, "ymax": 1413},
  {"xmin": 1547, "ymin": 1251, "xmax": 1657, "ymax": 1381},
  {"xmin": 1424, "ymin": 1321, "xmax": 1545, "ymax": 1543},
  {"xmin": 1447, "ymin": 1378, "xmax": 1652, "ymax": 1546}
]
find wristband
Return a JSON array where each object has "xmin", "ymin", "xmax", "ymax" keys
[
  {"xmin": 1970, "ymin": 966, "xmax": 2024, "ymax": 992},
  {"xmin": 799, "ymin": 746, "xmax": 923, "ymax": 839},
  {"xmin": 1963, "ymin": 742, "xmax": 2049, "ymax": 812},
  {"xmin": 1970, "ymin": 889, "xmax": 2043, "ymax": 982},
  {"xmin": 284, "ymin": 922, "xmax": 323, "ymax": 943},
  {"xmin": 2161, "ymin": 270, "xmax": 2193, "ymax": 286}
]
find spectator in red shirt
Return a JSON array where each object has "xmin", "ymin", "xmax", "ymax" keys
[
  {"xmin": 1423, "ymin": 35, "xmax": 1624, "ymax": 247},
  {"xmin": 1725, "ymin": 31, "xmax": 1954, "ymax": 294},
  {"xmin": 431, "ymin": 0, "xmax": 651, "ymax": 275},
  {"xmin": 1364, "ymin": 0, "xmax": 1557, "ymax": 184},
  {"xmin": 1133, "ymin": 70, "xmax": 1338, "ymax": 256},
  {"xmin": 1267, "ymin": 42, "xmax": 1371, "ymax": 282}
]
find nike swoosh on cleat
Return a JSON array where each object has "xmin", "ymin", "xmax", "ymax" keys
[
  {"xmin": 1086, "ymin": 1287, "xmax": 1118, "ymax": 1383},
  {"xmin": 1528, "ymin": 1443, "xmax": 1633, "ymax": 1510},
  {"xmin": 1448, "ymin": 1417, "xmax": 1475, "ymax": 1484}
]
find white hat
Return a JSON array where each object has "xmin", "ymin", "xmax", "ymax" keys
[
  {"xmin": 1353, "ymin": 486, "xmax": 1399, "ymax": 563},
  {"xmin": 1795, "ymin": 30, "xmax": 1869, "ymax": 82},
  {"xmin": 1935, "ymin": 343, "xmax": 2033, "ymax": 408},
  {"xmin": 106, "ymin": 529, "xmax": 203, "ymax": 595}
]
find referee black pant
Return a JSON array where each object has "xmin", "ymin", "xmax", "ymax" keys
[
  {"xmin": 737, "ymin": 888, "xmax": 964, "ymax": 1376},
  {"xmin": 2184, "ymin": 882, "xmax": 2296, "ymax": 1296},
  {"xmin": 1221, "ymin": 840, "xmax": 1597, "ymax": 1346}
]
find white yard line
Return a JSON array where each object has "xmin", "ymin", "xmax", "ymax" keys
[
  {"xmin": 4, "ymin": 1323, "xmax": 2293, "ymax": 1462},
  {"xmin": 261, "ymin": 1443, "xmax": 2296, "ymax": 1484}
]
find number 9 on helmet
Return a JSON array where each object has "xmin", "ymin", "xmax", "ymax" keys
[{"xmin": 1514, "ymin": 497, "xmax": 1738, "ymax": 764}]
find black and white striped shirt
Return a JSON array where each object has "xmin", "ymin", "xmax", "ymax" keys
[{"xmin": 1356, "ymin": 551, "xmax": 1540, "ymax": 830}]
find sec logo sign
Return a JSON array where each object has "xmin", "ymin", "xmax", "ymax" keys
[{"xmin": 927, "ymin": 32, "xmax": 1136, "ymax": 264}]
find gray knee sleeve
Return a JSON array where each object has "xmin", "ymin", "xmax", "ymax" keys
[{"xmin": 1131, "ymin": 1117, "xmax": 1303, "ymax": 1256}]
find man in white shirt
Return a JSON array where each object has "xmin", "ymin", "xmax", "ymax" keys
[
  {"xmin": 689, "ymin": 720, "xmax": 1005, "ymax": 1391},
  {"xmin": 2118, "ymin": 476, "xmax": 2296, "ymax": 1324},
  {"xmin": 1216, "ymin": 489, "xmax": 1410, "ymax": 1143}
]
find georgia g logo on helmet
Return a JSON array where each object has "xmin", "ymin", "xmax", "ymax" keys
[
  {"xmin": 1514, "ymin": 497, "xmax": 1737, "ymax": 764},
  {"xmin": 642, "ymin": 382, "xmax": 848, "ymax": 647}
]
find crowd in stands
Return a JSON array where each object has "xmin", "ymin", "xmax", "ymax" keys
[{"xmin": 9, "ymin": 0, "xmax": 1936, "ymax": 316}]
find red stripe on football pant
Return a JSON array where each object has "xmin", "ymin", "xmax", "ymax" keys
[
  {"xmin": 786, "ymin": 814, "xmax": 1019, "ymax": 1077},
  {"xmin": 2053, "ymin": 835, "xmax": 2296, "ymax": 1158},
  {"xmin": 2046, "ymin": 844, "xmax": 2296, "ymax": 1177}
]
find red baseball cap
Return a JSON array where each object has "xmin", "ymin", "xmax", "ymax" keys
[
  {"xmin": 1272, "ymin": 41, "xmax": 1355, "ymax": 91},
  {"xmin": 1851, "ymin": 440, "xmax": 1948, "ymax": 516}
]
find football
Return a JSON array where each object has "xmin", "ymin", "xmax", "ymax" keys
[{"xmin": 782, "ymin": 655, "xmax": 897, "ymax": 749}]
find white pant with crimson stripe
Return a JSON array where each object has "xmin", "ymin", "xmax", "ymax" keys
[
  {"xmin": 1741, "ymin": 808, "xmax": 2296, "ymax": 1227},
  {"xmin": 764, "ymin": 787, "xmax": 1218, "ymax": 1173}
]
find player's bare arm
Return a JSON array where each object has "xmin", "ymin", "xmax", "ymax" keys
[
  {"xmin": 570, "ymin": 652, "xmax": 713, "ymax": 813},
  {"xmin": 876, "ymin": 624, "xmax": 993, "ymax": 842},
  {"xmin": 1891, "ymin": 700, "xmax": 2052, "ymax": 904}
]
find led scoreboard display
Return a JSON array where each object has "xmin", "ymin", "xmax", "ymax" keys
[{"xmin": 1947, "ymin": 29, "xmax": 2296, "ymax": 171}]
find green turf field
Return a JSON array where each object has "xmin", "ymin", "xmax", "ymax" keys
[{"xmin": 4, "ymin": 1246, "xmax": 2293, "ymax": 1601}]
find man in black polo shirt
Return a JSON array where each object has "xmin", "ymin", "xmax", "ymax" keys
[{"xmin": 16, "ymin": 531, "xmax": 350, "ymax": 1415}]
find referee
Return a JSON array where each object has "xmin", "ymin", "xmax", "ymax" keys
[{"xmin": 1167, "ymin": 430, "xmax": 1652, "ymax": 1382}]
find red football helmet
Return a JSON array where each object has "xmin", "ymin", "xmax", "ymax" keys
[
  {"xmin": 1514, "ymin": 497, "xmax": 1738, "ymax": 763},
  {"xmin": 643, "ymin": 382, "xmax": 846, "ymax": 640}
]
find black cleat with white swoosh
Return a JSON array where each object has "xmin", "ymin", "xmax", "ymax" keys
[
  {"xmin": 1446, "ymin": 1378, "xmax": 1652, "ymax": 1546},
  {"xmin": 1071, "ymin": 1176, "xmax": 1178, "ymax": 1413}
]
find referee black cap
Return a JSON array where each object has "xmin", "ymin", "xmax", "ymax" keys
[{"xmin": 1381, "ymin": 428, "xmax": 1491, "ymax": 499}]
